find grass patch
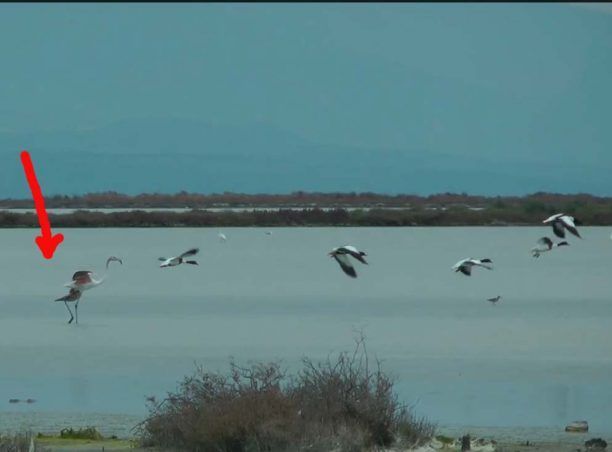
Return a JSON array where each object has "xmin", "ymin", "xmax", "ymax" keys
[{"xmin": 435, "ymin": 434, "xmax": 455, "ymax": 444}]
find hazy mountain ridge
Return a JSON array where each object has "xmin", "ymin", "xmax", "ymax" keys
[{"xmin": 0, "ymin": 118, "xmax": 607, "ymax": 198}]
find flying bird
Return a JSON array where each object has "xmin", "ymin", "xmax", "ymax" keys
[
  {"xmin": 487, "ymin": 295, "xmax": 502, "ymax": 304},
  {"xmin": 56, "ymin": 256, "xmax": 123, "ymax": 324},
  {"xmin": 159, "ymin": 248, "xmax": 199, "ymax": 268},
  {"xmin": 218, "ymin": 232, "xmax": 227, "ymax": 242},
  {"xmin": 329, "ymin": 245, "xmax": 368, "ymax": 278},
  {"xmin": 452, "ymin": 258, "xmax": 493, "ymax": 276},
  {"xmin": 542, "ymin": 213, "xmax": 581, "ymax": 239},
  {"xmin": 531, "ymin": 237, "xmax": 569, "ymax": 258}
]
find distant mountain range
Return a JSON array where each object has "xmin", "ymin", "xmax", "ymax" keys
[{"xmin": 0, "ymin": 118, "xmax": 608, "ymax": 198}]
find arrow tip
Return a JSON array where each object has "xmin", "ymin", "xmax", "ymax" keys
[{"xmin": 35, "ymin": 233, "xmax": 64, "ymax": 259}]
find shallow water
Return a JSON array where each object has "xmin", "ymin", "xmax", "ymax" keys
[{"xmin": 1, "ymin": 227, "xmax": 611, "ymax": 437}]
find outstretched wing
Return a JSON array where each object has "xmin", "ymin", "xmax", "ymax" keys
[
  {"xmin": 551, "ymin": 220, "xmax": 566, "ymax": 239},
  {"xmin": 560, "ymin": 216, "xmax": 581, "ymax": 238},
  {"xmin": 55, "ymin": 288, "xmax": 82, "ymax": 302},
  {"xmin": 474, "ymin": 261, "xmax": 493, "ymax": 270},
  {"xmin": 458, "ymin": 266, "xmax": 471, "ymax": 276},
  {"xmin": 543, "ymin": 213, "xmax": 564, "ymax": 224},
  {"xmin": 333, "ymin": 253, "xmax": 357, "ymax": 278},
  {"xmin": 179, "ymin": 248, "xmax": 199, "ymax": 259},
  {"xmin": 452, "ymin": 258, "xmax": 469, "ymax": 270},
  {"xmin": 71, "ymin": 271, "xmax": 92, "ymax": 284},
  {"xmin": 341, "ymin": 246, "xmax": 368, "ymax": 264},
  {"xmin": 158, "ymin": 257, "xmax": 167, "ymax": 261}
]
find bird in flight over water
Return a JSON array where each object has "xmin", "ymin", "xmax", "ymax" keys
[
  {"xmin": 531, "ymin": 237, "xmax": 569, "ymax": 258},
  {"xmin": 329, "ymin": 245, "xmax": 368, "ymax": 278},
  {"xmin": 542, "ymin": 213, "xmax": 581, "ymax": 239},
  {"xmin": 159, "ymin": 248, "xmax": 199, "ymax": 268},
  {"xmin": 452, "ymin": 258, "xmax": 493, "ymax": 276}
]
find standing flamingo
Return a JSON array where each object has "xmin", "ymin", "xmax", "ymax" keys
[{"xmin": 55, "ymin": 256, "xmax": 122, "ymax": 324}]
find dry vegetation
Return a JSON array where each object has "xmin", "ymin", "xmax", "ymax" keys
[
  {"xmin": 0, "ymin": 432, "xmax": 48, "ymax": 452},
  {"xmin": 137, "ymin": 336, "xmax": 435, "ymax": 451}
]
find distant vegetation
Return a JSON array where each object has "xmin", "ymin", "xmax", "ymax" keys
[
  {"xmin": 137, "ymin": 336, "xmax": 435, "ymax": 451},
  {"xmin": 57, "ymin": 427, "xmax": 103, "ymax": 441},
  {"xmin": 2, "ymin": 190, "xmax": 611, "ymax": 209},
  {"xmin": 2, "ymin": 191, "xmax": 612, "ymax": 227}
]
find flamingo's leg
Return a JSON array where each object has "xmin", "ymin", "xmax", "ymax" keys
[
  {"xmin": 75, "ymin": 300, "xmax": 79, "ymax": 325},
  {"xmin": 64, "ymin": 301, "xmax": 74, "ymax": 324}
]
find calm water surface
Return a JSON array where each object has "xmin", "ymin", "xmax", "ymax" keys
[{"xmin": 1, "ymin": 227, "xmax": 611, "ymax": 438}]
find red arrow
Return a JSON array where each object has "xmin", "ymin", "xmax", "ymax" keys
[{"xmin": 20, "ymin": 151, "xmax": 64, "ymax": 259}]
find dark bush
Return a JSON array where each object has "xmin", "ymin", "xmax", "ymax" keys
[{"xmin": 137, "ymin": 336, "xmax": 435, "ymax": 451}]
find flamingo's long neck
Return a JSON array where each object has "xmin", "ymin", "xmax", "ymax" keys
[{"xmin": 94, "ymin": 266, "xmax": 112, "ymax": 286}]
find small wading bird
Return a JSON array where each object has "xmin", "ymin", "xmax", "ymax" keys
[
  {"xmin": 329, "ymin": 245, "xmax": 368, "ymax": 278},
  {"xmin": 542, "ymin": 213, "xmax": 581, "ymax": 239},
  {"xmin": 531, "ymin": 237, "xmax": 569, "ymax": 258},
  {"xmin": 158, "ymin": 248, "xmax": 199, "ymax": 268},
  {"xmin": 487, "ymin": 295, "xmax": 502, "ymax": 304},
  {"xmin": 55, "ymin": 256, "xmax": 123, "ymax": 324},
  {"xmin": 452, "ymin": 258, "xmax": 493, "ymax": 276}
]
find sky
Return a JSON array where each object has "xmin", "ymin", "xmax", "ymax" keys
[{"xmin": 1, "ymin": 3, "xmax": 611, "ymax": 197}]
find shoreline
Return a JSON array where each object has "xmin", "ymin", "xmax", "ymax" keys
[
  {"xmin": 10, "ymin": 434, "xmax": 612, "ymax": 452},
  {"xmin": 2, "ymin": 411, "xmax": 610, "ymax": 447}
]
